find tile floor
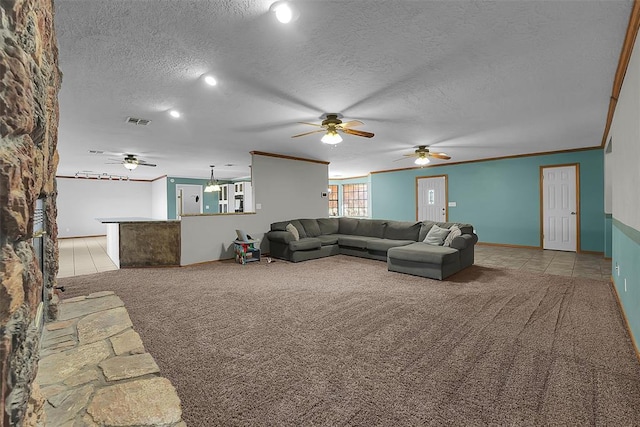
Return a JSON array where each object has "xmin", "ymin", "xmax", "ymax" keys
[
  {"xmin": 475, "ymin": 245, "xmax": 612, "ymax": 280},
  {"xmin": 57, "ymin": 237, "xmax": 612, "ymax": 281},
  {"xmin": 57, "ymin": 236, "xmax": 118, "ymax": 278}
]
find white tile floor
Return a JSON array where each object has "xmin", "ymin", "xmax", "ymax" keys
[{"xmin": 57, "ymin": 236, "xmax": 118, "ymax": 278}]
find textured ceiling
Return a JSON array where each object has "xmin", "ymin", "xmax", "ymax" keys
[{"xmin": 54, "ymin": 0, "xmax": 632, "ymax": 180}]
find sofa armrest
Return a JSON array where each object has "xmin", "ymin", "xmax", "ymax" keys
[
  {"xmin": 266, "ymin": 230, "xmax": 294, "ymax": 244},
  {"xmin": 450, "ymin": 233, "xmax": 478, "ymax": 250}
]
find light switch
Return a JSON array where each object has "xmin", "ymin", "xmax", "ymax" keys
[
  {"xmin": 205, "ymin": 205, "xmax": 209, "ymax": 209},
  {"xmin": 256, "ymin": 203, "xmax": 262, "ymax": 210},
  {"xmin": 448, "ymin": 201, "xmax": 457, "ymax": 207}
]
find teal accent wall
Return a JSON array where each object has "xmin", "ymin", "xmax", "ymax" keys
[
  {"xmin": 612, "ymin": 218, "xmax": 640, "ymax": 348},
  {"xmin": 166, "ymin": 177, "xmax": 220, "ymax": 219},
  {"xmin": 371, "ymin": 149, "xmax": 604, "ymax": 251},
  {"xmin": 605, "ymin": 214, "xmax": 613, "ymax": 258}
]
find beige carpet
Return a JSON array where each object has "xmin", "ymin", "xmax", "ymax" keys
[{"xmin": 59, "ymin": 255, "xmax": 640, "ymax": 426}]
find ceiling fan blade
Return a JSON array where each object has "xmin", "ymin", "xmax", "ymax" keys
[
  {"xmin": 298, "ymin": 122, "xmax": 323, "ymax": 127},
  {"xmin": 338, "ymin": 120, "xmax": 364, "ymax": 129},
  {"xmin": 429, "ymin": 152, "xmax": 451, "ymax": 160},
  {"xmin": 138, "ymin": 163, "xmax": 157, "ymax": 167},
  {"xmin": 393, "ymin": 157, "xmax": 411, "ymax": 162},
  {"xmin": 403, "ymin": 153, "xmax": 418, "ymax": 157},
  {"xmin": 342, "ymin": 128, "xmax": 374, "ymax": 138},
  {"xmin": 291, "ymin": 129, "xmax": 325, "ymax": 138}
]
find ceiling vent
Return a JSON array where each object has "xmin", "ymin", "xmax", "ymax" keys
[
  {"xmin": 126, "ymin": 117, "xmax": 151, "ymax": 126},
  {"xmin": 88, "ymin": 150, "xmax": 104, "ymax": 154}
]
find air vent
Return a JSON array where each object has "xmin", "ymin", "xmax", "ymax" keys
[
  {"xmin": 126, "ymin": 117, "xmax": 151, "ymax": 126},
  {"xmin": 88, "ymin": 150, "xmax": 104, "ymax": 155}
]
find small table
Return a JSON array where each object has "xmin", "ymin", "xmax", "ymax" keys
[{"xmin": 233, "ymin": 239, "xmax": 260, "ymax": 265}]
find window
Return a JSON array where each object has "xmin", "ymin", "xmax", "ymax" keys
[
  {"xmin": 428, "ymin": 189, "xmax": 435, "ymax": 205},
  {"xmin": 328, "ymin": 185, "xmax": 339, "ymax": 216},
  {"xmin": 342, "ymin": 183, "xmax": 368, "ymax": 217}
]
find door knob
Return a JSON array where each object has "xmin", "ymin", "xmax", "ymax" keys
[{"xmin": 570, "ymin": 212, "xmax": 576, "ymax": 215}]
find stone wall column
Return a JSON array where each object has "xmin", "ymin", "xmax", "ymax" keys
[{"xmin": 0, "ymin": 0, "xmax": 61, "ymax": 426}]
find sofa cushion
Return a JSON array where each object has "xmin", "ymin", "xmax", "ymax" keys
[
  {"xmin": 443, "ymin": 225, "xmax": 462, "ymax": 247},
  {"xmin": 290, "ymin": 220, "xmax": 307, "ymax": 238},
  {"xmin": 338, "ymin": 217, "xmax": 359, "ymax": 235},
  {"xmin": 286, "ymin": 223, "xmax": 300, "ymax": 241},
  {"xmin": 271, "ymin": 220, "xmax": 290, "ymax": 232},
  {"xmin": 354, "ymin": 219, "xmax": 386, "ymax": 238},
  {"xmin": 384, "ymin": 221, "xmax": 421, "ymax": 241},
  {"xmin": 388, "ymin": 243, "xmax": 459, "ymax": 265},
  {"xmin": 289, "ymin": 238, "xmax": 322, "ymax": 251},
  {"xmin": 418, "ymin": 221, "xmax": 435, "ymax": 242},
  {"xmin": 366, "ymin": 239, "xmax": 415, "ymax": 252},
  {"xmin": 317, "ymin": 218, "xmax": 339, "ymax": 235},
  {"xmin": 338, "ymin": 235, "xmax": 378, "ymax": 249},
  {"xmin": 299, "ymin": 219, "xmax": 322, "ymax": 237},
  {"xmin": 450, "ymin": 233, "xmax": 478, "ymax": 250},
  {"xmin": 423, "ymin": 224, "xmax": 451, "ymax": 246},
  {"xmin": 316, "ymin": 234, "xmax": 339, "ymax": 246}
]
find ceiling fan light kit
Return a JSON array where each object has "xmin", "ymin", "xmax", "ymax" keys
[
  {"xmin": 321, "ymin": 130, "xmax": 343, "ymax": 145},
  {"xmin": 292, "ymin": 113, "xmax": 374, "ymax": 144},
  {"xmin": 415, "ymin": 156, "xmax": 430, "ymax": 166},
  {"xmin": 394, "ymin": 145, "xmax": 451, "ymax": 166},
  {"xmin": 123, "ymin": 157, "xmax": 138, "ymax": 170}
]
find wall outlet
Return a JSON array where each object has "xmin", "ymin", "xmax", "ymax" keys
[
  {"xmin": 615, "ymin": 263, "xmax": 620, "ymax": 276},
  {"xmin": 256, "ymin": 203, "xmax": 262, "ymax": 210},
  {"xmin": 321, "ymin": 191, "xmax": 328, "ymax": 198},
  {"xmin": 205, "ymin": 205, "xmax": 209, "ymax": 209}
]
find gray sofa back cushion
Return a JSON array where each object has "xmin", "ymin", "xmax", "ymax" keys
[
  {"xmin": 384, "ymin": 221, "xmax": 421, "ymax": 241},
  {"xmin": 354, "ymin": 219, "xmax": 386, "ymax": 238},
  {"xmin": 271, "ymin": 220, "xmax": 290, "ymax": 232},
  {"xmin": 289, "ymin": 220, "xmax": 308, "ymax": 238},
  {"xmin": 338, "ymin": 217, "xmax": 359, "ymax": 235},
  {"xmin": 317, "ymin": 218, "xmax": 339, "ymax": 235},
  {"xmin": 299, "ymin": 219, "xmax": 322, "ymax": 237}
]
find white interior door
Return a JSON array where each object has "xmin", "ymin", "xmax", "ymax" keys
[
  {"xmin": 417, "ymin": 176, "xmax": 447, "ymax": 222},
  {"xmin": 542, "ymin": 165, "xmax": 577, "ymax": 251},
  {"xmin": 176, "ymin": 184, "xmax": 203, "ymax": 217}
]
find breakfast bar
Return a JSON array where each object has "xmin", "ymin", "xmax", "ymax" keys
[{"xmin": 98, "ymin": 218, "xmax": 181, "ymax": 268}]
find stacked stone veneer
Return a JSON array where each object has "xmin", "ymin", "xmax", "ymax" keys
[{"xmin": 0, "ymin": 0, "xmax": 61, "ymax": 426}]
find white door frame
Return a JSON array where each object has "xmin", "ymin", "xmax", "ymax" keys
[
  {"xmin": 539, "ymin": 163, "xmax": 580, "ymax": 251},
  {"xmin": 176, "ymin": 184, "xmax": 203, "ymax": 217},
  {"xmin": 416, "ymin": 175, "xmax": 448, "ymax": 222}
]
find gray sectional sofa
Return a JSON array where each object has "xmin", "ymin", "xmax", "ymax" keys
[{"xmin": 266, "ymin": 217, "xmax": 478, "ymax": 280}]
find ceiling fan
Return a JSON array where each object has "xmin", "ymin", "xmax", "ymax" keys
[
  {"xmin": 291, "ymin": 113, "xmax": 374, "ymax": 144},
  {"xmin": 395, "ymin": 145, "xmax": 451, "ymax": 165},
  {"xmin": 107, "ymin": 154, "xmax": 157, "ymax": 170}
]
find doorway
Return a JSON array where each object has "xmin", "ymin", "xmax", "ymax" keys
[
  {"xmin": 416, "ymin": 175, "xmax": 447, "ymax": 222},
  {"xmin": 176, "ymin": 184, "xmax": 203, "ymax": 217},
  {"xmin": 540, "ymin": 164, "xmax": 579, "ymax": 252}
]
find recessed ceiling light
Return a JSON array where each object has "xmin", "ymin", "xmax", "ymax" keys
[
  {"xmin": 169, "ymin": 110, "xmax": 181, "ymax": 118},
  {"xmin": 204, "ymin": 75, "xmax": 217, "ymax": 86},
  {"xmin": 271, "ymin": 1, "xmax": 295, "ymax": 24}
]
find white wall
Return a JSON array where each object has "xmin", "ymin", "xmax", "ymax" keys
[
  {"xmin": 151, "ymin": 176, "xmax": 168, "ymax": 220},
  {"xmin": 180, "ymin": 153, "xmax": 329, "ymax": 265},
  {"xmin": 608, "ymin": 40, "xmax": 640, "ymax": 230},
  {"xmin": 57, "ymin": 177, "xmax": 152, "ymax": 237}
]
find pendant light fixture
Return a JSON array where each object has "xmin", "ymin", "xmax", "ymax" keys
[{"xmin": 204, "ymin": 165, "xmax": 221, "ymax": 192}]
